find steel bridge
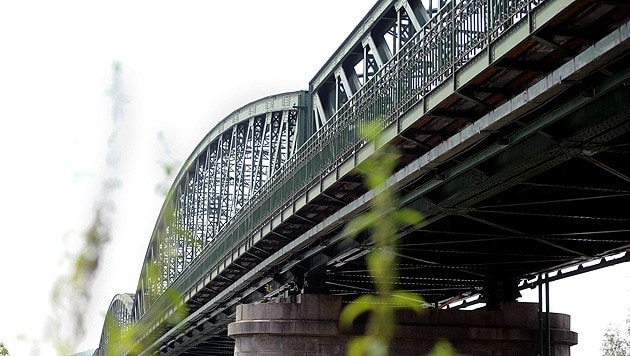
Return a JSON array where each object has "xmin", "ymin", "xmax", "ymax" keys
[{"xmin": 96, "ymin": 0, "xmax": 630, "ymax": 354}]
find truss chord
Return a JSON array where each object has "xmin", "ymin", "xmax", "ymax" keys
[
  {"xmin": 475, "ymin": 192, "xmax": 630, "ymax": 209},
  {"xmin": 475, "ymin": 209, "xmax": 630, "ymax": 222},
  {"xmin": 382, "ymin": 249, "xmax": 489, "ymax": 278},
  {"xmin": 401, "ymin": 248, "xmax": 572, "ymax": 259},
  {"xmin": 583, "ymin": 156, "xmax": 630, "ymax": 184},
  {"xmin": 515, "ymin": 182, "xmax": 630, "ymax": 193}
]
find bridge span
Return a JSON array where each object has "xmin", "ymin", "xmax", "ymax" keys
[{"xmin": 97, "ymin": 0, "xmax": 630, "ymax": 354}]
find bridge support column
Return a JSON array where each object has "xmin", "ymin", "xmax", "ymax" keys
[{"xmin": 228, "ymin": 294, "xmax": 577, "ymax": 355}]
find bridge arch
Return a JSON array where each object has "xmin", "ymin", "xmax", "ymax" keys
[
  {"xmin": 96, "ymin": 293, "xmax": 134, "ymax": 356},
  {"xmin": 131, "ymin": 91, "xmax": 309, "ymax": 323}
]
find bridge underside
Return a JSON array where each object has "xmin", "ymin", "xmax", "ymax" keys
[
  {"xmin": 327, "ymin": 85, "xmax": 630, "ymax": 304},
  {"xmin": 291, "ymin": 1, "xmax": 630, "ymax": 305},
  {"xmin": 144, "ymin": 1, "xmax": 630, "ymax": 355},
  {"xmin": 247, "ymin": 0, "xmax": 630, "ymax": 306},
  {"xmin": 177, "ymin": 86, "xmax": 630, "ymax": 354}
]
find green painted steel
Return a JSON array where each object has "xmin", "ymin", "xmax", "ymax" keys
[
  {"xmin": 136, "ymin": 0, "xmax": 572, "ymax": 335},
  {"xmin": 170, "ymin": 0, "xmax": 548, "ymax": 293},
  {"xmin": 96, "ymin": 0, "xmax": 630, "ymax": 352}
]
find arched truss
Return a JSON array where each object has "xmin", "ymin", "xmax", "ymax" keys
[
  {"xmin": 133, "ymin": 91, "xmax": 308, "ymax": 320},
  {"xmin": 96, "ymin": 293, "xmax": 135, "ymax": 356}
]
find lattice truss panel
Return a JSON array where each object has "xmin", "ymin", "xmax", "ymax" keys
[
  {"xmin": 97, "ymin": 294, "xmax": 134, "ymax": 356},
  {"xmin": 134, "ymin": 93, "xmax": 303, "ymax": 318},
  {"xmin": 311, "ymin": 0, "xmax": 540, "ymax": 130}
]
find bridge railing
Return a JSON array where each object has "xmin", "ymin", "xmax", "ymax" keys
[{"xmin": 139, "ymin": 0, "xmax": 549, "ymax": 336}]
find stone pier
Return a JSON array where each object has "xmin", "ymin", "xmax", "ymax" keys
[{"xmin": 228, "ymin": 294, "xmax": 577, "ymax": 355}]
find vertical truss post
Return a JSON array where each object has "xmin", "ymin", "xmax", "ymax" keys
[
  {"xmin": 538, "ymin": 273, "xmax": 551, "ymax": 356},
  {"xmin": 395, "ymin": 8, "xmax": 401, "ymax": 53},
  {"xmin": 546, "ymin": 275, "xmax": 551, "ymax": 355}
]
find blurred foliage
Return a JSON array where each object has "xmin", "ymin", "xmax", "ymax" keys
[
  {"xmin": 83, "ymin": 66, "xmax": 186, "ymax": 355},
  {"xmin": 49, "ymin": 207, "xmax": 114, "ymax": 354},
  {"xmin": 340, "ymin": 123, "xmax": 456, "ymax": 356},
  {"xmin": 602, "ymin": 312, "xmax": 630, "ymax": 356},
  {"xmin": 47, "ymin": 62, "xmax": 125, "ymax": 355},
  {"xmin": 428, "ymin": 340, "xmax": 457, "ymax": 356},
  {"xmin": 155, "ymin": 131, "xmax": 181, "ymax": 197},
  {"xmin": 98, "ymin": 204, "xmax": 190, "ymax": 355},
  {"xmin": 0, "ymin": 342, "xmax": 9, "ymax": 356}
]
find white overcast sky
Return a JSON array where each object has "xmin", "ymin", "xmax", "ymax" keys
[{"xmin": 0, "ymin": 1, "xmax": 628, "ymax": 355}]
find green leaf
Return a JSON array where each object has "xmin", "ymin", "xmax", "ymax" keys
[
  {"xmin": 343, "ymin": 212, "xmax": 377, "ymax": 238},
  {"xmin": 347, "ymin": 337, "xmax": 369, "ymax": 356},
  {"xmin": 360, "ymin": 122, "xmax": 382, "ymax": 142},
  {"xmin": 394, "ymin": 208, "xmax": 424, "ymax": 228},
  {"xmin": 428, "ymin": 339, "xmax": 457, "ymax": 356},
  {"xmin": 347, "ymin": 337, "xmax": 390, "ymax": 356},
  {"xmin": 340, "ymin": 295, "xmax": 378, "ymax": 328},
  {"xmin": 390, "ymin": 291, "xmax": 425, "ymax": 313}
]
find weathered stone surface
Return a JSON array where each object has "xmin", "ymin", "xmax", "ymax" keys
[{"xmin": 228, "ymin": 294, "xmax": 577, "ymax": 355}]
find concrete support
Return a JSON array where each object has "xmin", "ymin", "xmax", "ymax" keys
[{"xmin": 228, "ymin": 294, "xmax": 577, "ymax": 355}]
